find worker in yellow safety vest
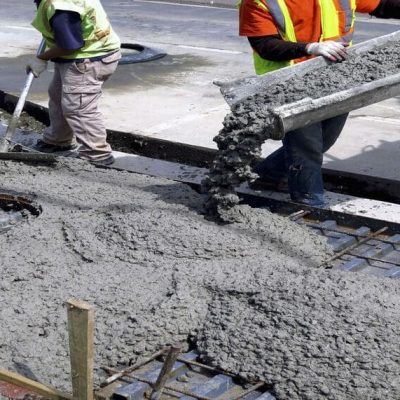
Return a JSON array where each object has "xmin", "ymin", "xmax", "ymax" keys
[
  {"xmin": 27, "ymin": 0, "xmax": 121, "ymax": 165},
  {"xmin": 240, "ymin": 0, "xmax": 400, "ymax": 206}
]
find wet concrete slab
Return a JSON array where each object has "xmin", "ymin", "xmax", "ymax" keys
[{"xmin": 1, "ymin": 156, "xmax": 400, "ymax": 400}]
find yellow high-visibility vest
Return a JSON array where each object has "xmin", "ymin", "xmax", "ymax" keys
[
  {"xmin": 244, "ymin": 0, "xmax": 356, "ymax": 75},
  {"xmin": 32, "ymin": 0, "xmax": 120, "ymax": 60}
]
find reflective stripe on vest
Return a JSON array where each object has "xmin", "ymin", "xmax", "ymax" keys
[
  {"xmin": 319, "ymin": 0, "xmax": 354, "ymax": 43},
  {"xmin": 250, "ymin": 0, "xmax": 356, "ymax": 75},
  {"xmin": 252, "ymin": 0, "xmax": 296, "ymax": 75},
  {"xmin": 32, "ymin": 0, "xmax": 120, "ymax": 60},
  {"xmin": 339, "ymin": 0, "xmax": 353, "ymax": 32}
]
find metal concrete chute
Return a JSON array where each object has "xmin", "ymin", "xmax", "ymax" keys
[
  {"xmin": 216, "ymin": 29, "xmax": 400, "ymax": 106},
  {"xmin": 269, "ymin": 70, "xmax": 400, "ymax": 139},
  {"xmin": 215, "ymin": 29, "xmax": 400, "ymax": 140}
]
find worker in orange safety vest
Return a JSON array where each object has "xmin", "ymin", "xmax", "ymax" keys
[{"xmin": 240, "ymin": 0, "xmax": 400, "ymax": 206}]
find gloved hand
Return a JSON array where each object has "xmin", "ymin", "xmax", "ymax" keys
[
  {"xmin": 306, "ymin": 41, "xmax": 348, "ymax": 61},
  {"xmin": 26, "ymin": 57, "xmax": 48, "ymax": 78}
]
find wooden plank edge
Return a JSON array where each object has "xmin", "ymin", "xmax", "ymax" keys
[{"xmin": 0, "ymin": 368, "xmax": 72, "ymax": 400}]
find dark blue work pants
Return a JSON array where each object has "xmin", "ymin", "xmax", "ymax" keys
[{"xmin": 254, "ymin": 113, "xmax": 349, "ymax": 204}]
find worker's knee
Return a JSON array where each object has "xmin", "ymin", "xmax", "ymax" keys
[{"xmin": 285, "ymin": 126, "xmax": 324, "ymax": 162}]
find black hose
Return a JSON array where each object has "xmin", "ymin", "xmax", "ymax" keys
[{"xmin": 119, "ymin": 43, "xmax": 167, "ymax": 65}]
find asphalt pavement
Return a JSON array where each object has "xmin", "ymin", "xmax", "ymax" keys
[{"xmin": 1, "ymin": 0, "xmax": 400, "ymax": 181}]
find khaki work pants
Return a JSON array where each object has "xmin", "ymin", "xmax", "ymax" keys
[{"xmin": 43, "ymin": 51, "xmax": 121, "ymax": 161}]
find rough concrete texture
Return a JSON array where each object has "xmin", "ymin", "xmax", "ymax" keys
[
  {"xmin": 0, "ymin": 158, "xmax": 399, "ymax": 399},
  {"xmin": 0, "ymin": 158, "xmax": 332, "ymax": 392},
  {"xmin": 197, "ymin": 270, "xmax": 400, "ymax": 400},
  {"xmin": 0, "ymin": 109, "xmax": 46, "ymax": 134},
  {"xmin": 203, "ymin": 43, "xmax": 400, "ymax": 217}
]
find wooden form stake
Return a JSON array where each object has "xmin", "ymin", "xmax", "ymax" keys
[{"xmin": 67, "ymin": 299, "xmax": 95, "ymax": 400}]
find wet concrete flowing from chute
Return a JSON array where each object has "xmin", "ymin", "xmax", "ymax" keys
[{"xmin": 202, "ymin": 44, "xmax": 400, "ymax": 221}]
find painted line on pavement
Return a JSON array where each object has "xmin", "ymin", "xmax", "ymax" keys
[
  {"xmin": 178, "ymin": 45, "xmax": 242, "ymax": 54},
  {"xmin": 356, "ymin": 15, "xmax": 400, "ymax": 25},
  {"xmin": 351, "ymin": 115, "xmax": 400, "ymax": 125},
  {"xmin": 3, "ymin": 26, "xmax": 36, "ymax": 31}
]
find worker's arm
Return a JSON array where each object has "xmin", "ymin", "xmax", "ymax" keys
[
  {"xmin": 248, "ymin": 35, "xmax": 348, "ymax": 62},
  {"xmin": 246, "ymin": 0, "xmax": 400, "ymax": 64},
  {"xmin": 248, "ymin": 35, "xmax": 308, "ymax": 62},
  {"xmin": 370, "ymin": 0, "xmax": 400, "ymax": 18},
  {"xmin": 37, "ymin": 46, "xmax": 76, "ymax": 61},
  {"xmin": 27, "ymin": 10, "xmax": 84, "ymax": 77}
]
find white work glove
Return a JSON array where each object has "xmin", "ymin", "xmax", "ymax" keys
[
  {"xmin": 26, "ymin": 57, "xmax": 48, "ymax": 78},
  {"xmin": 306, "ymin": 41, "xmax": 348, "ymax": 61}
]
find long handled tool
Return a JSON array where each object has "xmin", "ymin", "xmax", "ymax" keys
[{"xmin": 0, "ymin": 39, "xmax": 56, "ymax": 162}]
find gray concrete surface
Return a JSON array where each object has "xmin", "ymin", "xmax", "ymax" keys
[
  {"xmin": 1, "ymin": 1, "xmax": 400, "ymax": 183},
  {"xmin": 0, "ymin": 157, "xmax": 330, "ymax": 391},
  {"xmin": 197, "ymin": 268, "xmax": 400, "ymax": 400},
  {"xmin": 2, "ymin": 118, "xmax": 400, "ymax": 225},
  {"xmin": 1, "ymin": 157, "xmax": 400, "ymax": 400}
]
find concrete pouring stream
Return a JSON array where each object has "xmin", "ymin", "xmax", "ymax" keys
[
  {"xmin": 0, "ymin": 156, "xmax": 399, "ymax": 400},
  {"xmin": 203, "ymin": 41, "xmax": 400, "ymax": 220}
]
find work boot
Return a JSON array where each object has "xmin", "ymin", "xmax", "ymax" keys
[
  {"xmin": 88, "ymin": 155, "xmax": 115, "ymax": 167},
  {"xmin": 33, "ymin": 139, "xmax": 78, "ymax": 153},
  {"xmin": 249, "ymin": 177, "xmax": 288, "ymax": 192},
  {"xmin": 291, "ymin": 193, "xmax": 326, "ymax": 207}
]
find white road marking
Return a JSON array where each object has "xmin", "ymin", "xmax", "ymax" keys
[
  {"xmin": 3, "ymin": 25, "xmax": 36, "ymax": 31},
  {"xmin": 356, "ymin": 15, "xmax": 400, "ymax": 25},
  {"xmin": 178, "ymin": 45, "xmax": 242, "ymax": 54},
  {"xmin": 352, "ymin": 115, "xmax": 400, "ymax": 126}
]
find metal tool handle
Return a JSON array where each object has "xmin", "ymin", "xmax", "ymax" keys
[{"xmin": 0, "ymin": 39, "xmax": 46, "ymax": 152}]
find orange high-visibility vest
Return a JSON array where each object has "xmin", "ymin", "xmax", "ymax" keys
[{"xmin": 244, "ymin": 0, "xmax": 356, "ymax": 74}]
